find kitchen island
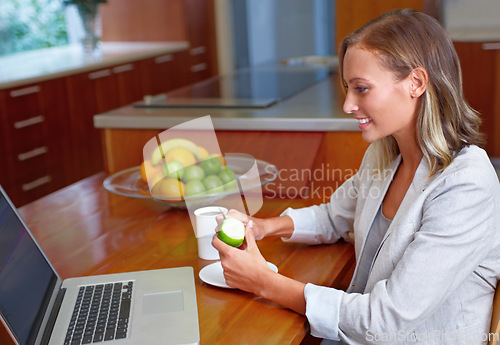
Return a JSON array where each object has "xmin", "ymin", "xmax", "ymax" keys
[{"xmin": 94, "ymin": 73, "xmax": 369, "ymax": 204}]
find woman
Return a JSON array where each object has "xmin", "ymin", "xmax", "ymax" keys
[{"xmin": 212, "ymin": 9, "xmax": 500, "ymax": 344}]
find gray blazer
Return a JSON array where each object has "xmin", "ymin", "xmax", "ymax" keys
[{"xmin": 283, "ymin": 145, "xmax": 500, "ymax": 344}]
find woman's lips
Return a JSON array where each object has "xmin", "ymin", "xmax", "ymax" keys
[{"xmin": 356, "ymin": 117, "xmax": 373, "ymax": 128}]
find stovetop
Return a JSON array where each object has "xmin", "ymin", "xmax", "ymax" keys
[{"xmin": 135, "ymin": 64, "xmax": 332, "ymax": 109}]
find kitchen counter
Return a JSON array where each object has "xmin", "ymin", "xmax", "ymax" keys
[
  {"xmin": 93, "ymin": 71, "xmax": 369, "ymax": 196},
  {"xmin": 449, "ymin": 28, "xmax": 500, "ymax": 42},
  {"xmin": 0, "ymin": 41, "xmax": 189, "ymax": 90},
  {"xmin": 94, "ymin": 73, "xmax": 359, "ymax": 132}
]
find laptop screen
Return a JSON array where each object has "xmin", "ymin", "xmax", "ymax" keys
[{"xmin": 0, "ymin": 189, "xmax": 58, "ymax": 345}]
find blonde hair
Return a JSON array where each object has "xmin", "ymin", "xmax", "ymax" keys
[{"xmin": 338, "ymin": 9, "xmax": 484, "ymax": 176}]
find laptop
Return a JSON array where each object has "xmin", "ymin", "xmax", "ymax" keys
[{"xmin": 0, "ymin": 185, "xmax": 200, "ymax": 345}]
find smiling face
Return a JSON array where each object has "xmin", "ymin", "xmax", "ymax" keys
[{"xmin": 342, "ymin": 45, "xmax": 418, "ymax": 144}]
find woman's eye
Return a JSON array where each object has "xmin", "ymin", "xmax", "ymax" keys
[{"xmin": 354, "ymin": 86, "xmax": 368, "ymax": 93}]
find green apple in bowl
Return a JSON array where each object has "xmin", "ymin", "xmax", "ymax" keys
[{"xmin": 218, "ymin": 217, "xmax": 245, "ymax": 247}]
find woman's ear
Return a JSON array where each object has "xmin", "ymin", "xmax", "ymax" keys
[{"xmin": 409, "ymin": 67, "xmax": 428, "ymax": 98}]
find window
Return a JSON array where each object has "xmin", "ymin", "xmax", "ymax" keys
[{"xmin": 0, "ymin": 0, "xmax": 68, "ymax": 56}]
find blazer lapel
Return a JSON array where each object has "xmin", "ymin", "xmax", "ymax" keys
[
  {"xmin": 356, "ymin": 154, "xmax": 401, "ymax": 246},
  {"xmin": 364, "ymin": 156, "xmax": 430, "ymax": 288},
  {"xmin": 348, "ymin": 155, "xmax": 401, "ymax": 292}
]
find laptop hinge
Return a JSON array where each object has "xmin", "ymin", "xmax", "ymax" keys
[{"xmin": 40, "ymin": 288, "xmax": 66, "ymax": 345}]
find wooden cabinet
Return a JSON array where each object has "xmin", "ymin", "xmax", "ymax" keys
[
  {"xmin": 138, "ymin": 51, "xmax": 191, "ymax": 96},
  {"xmin": 454, "ymin": 42, "xmax": 500, "ymax": 157},
  {"xmin": 0, "ymin": 79, "xmax": 72, "ymax": 206},
  {"xmin": 0, "ymin": 49, "xmax": 190, "ymax": 206},
  {"xmin": 65, "ymin": 60, "xmax": 147, "ymax": 183},
  {"xmin": 183, "ymin": 0, "xmax": 219, "ymax": 83}
]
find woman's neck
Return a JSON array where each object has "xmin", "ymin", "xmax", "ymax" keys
[{"xmin": 394, "ymin": 132, "xmax": 423, "ymax": 172}]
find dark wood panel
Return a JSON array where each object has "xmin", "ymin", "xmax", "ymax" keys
[
  {"xmin": 3, "ymin": 173, "xmax": 355, "ymax": 345},
  {"xmin": 454, "ymin": 42, "xmax": 497, "ymax": 156},
  {"xmin": 335, "ymin": 0, "xmax": 423, "ymax": 49}
]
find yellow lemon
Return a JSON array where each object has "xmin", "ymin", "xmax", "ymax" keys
[
  {"xmin": 149, "ymin": 171, "xmax": 164, "ymax": 188},
  {"xmin": 140, "ymin": 160, "xmax": 162, "ymax": 183},
  {"xmin": 151, "ymin": 178, "xmax": 185, "ymax": 200},
  {"xmin": 198, "ymin": 145, "xmax": 209, "ymax": 159},
  {"xmin": 164, "ymin": 147, "xmax": 197, "ymax": 167}
]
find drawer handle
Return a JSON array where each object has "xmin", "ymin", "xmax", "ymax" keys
[
  {"xmin": 88, "ymin": 69, "xmax": 112, "ymax": 80},
  {"xmin": 154, "ymin": 54, "xmax": 173, "ymax": 64},
  {"xmin": 113, "ymin": 64, "xmax": 134, "ymax": 74},
  {"xmin": 191, "ymin": 63, "xmax": 208, "ymax": 73},
  {"xmin": 190, "ymin": 46, "xmax": 206, "ymax": 56},
  {"xmin": 14, "ymin": 115, "xmax": 45, "ymax": 129},
  {"xmin": 22, "ymin": 175, "xmax": 52, "ymax": 192},
  {"xmin": 18, "ymin": 146, "xmax": 48, "ymax": 161},
  {"xmin": 482, "ymin": 43, "xmax": 500, "ymax": 50},
  {"xmin": 10, "ymin": 86, "xmax": 41, "ymax": 98}
]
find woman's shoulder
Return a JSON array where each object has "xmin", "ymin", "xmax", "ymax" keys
[
  {"xmin": 449, "ymin": 145, "xmax": 495, "ymax": 175},
  {"xmin": 436, "ymin": 145, "xmax": 499, "ymax": 192}
]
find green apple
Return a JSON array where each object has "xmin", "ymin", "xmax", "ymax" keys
[
  {"xmin": 182, "ymin": 165, "xmax": 205, "ymax": 183},
  {"xmin": 184, "ymin": 180, "xmax": 206, "ymax": 196},
  {"xmin": 200, "ymin": 156, "xmax": 222, "ymax": 175},
  {"xmin": 218, "ymin": 167, "xmax": 237, "ymax": 184},
  {"xmin": 203, "ymin": 175, "xmax": 225, "ymax": 194},
  {"xmin": 218, "ymin": 217, "xmax": 245, "ymax": 247},
  {"xmin": 162, "ymin": 160, "xmax": 184, "ymax": 179}
]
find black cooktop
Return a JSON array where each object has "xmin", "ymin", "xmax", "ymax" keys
[{"xmin": 134, "ymin": 64, "xmax": 332, "ymax": 109}]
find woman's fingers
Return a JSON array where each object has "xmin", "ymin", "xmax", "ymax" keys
[{"xmin": 244, "ymin": 221, "xmax": 258, "ymax": 251}]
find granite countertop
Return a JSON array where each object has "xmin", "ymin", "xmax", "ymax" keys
[
  {"xmin": 93, "ymin": 74, "xmax": 359, "ymax": 132},
  {"xmin": 0, "ymin": 41, "xmax": 189, "ymax": 90}
]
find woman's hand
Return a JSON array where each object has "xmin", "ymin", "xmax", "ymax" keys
[
  {"xmin": 212, "ymin": 221, "xmax": 274, "ymax": 294},
  {"xmin": 215, "ymin": 209, "xmax": 266, "ymax": 240},
  {"xmin": 212, "ymin": 218, "xmax": 307, "ymax": 314}
]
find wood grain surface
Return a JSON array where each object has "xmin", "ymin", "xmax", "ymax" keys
[{"xmin": 1, "ymin": 173, "xmax": 355, "ymax": 345}]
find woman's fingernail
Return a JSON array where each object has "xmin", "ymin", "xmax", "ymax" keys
[{"xmin": 247, "ymin": 220, "xmax": 254, "ymax": 228}]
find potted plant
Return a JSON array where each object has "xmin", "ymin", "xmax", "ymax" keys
[{"xmin": 63, "ymin": 0, "xmax": 107, "ymax": 56}]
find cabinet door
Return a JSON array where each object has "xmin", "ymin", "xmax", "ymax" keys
[
  {"xmin": 66, "ymin": 68, "xmax": 118, "ymax": 182},
  {"xmin": 183, "ymin": 0, "xmax": 218, "ymax": 83},
  {"xmin": 0, "ymin": 90, "xmax": 12, "ymax": 185},
  {"xmin": 66, "ymin": 62, "xmax": 147, "ymax": 182},
  {"xmin": 1, "ymin": 79, "xmax": 72, "ymax": 206},
  {"xmin": 113, "ymin": 62, "xmax": 144, "ymax": 104},
  {"xmin": 139, "ymin": 51, "xmax": 191, "ymax": 95},
  {"xmin": 454, "ymin": 42, "xmax": 497, "ymax": 156}
]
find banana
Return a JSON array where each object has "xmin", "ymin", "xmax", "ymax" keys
[{"xmin": 151, "ymin": 138, "xmax": 202, "ymax": 165}]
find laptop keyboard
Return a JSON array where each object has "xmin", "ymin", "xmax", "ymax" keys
[{"xmin": 64, "ymin": 281, "xmax": 134, "ymax": 344}]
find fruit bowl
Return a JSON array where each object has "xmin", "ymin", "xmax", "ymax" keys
[{"xmin": 103, "ymin": 156, "xmax": 278, "ymax": 208}]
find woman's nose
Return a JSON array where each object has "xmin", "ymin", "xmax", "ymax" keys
[{"xmin": 343, "ymin": 94, "xmax": 359, "ymax": 114}]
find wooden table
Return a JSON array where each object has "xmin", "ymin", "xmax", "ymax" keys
[{"xmin": 2, "ymin": 173, "xmax": 355, "ymax": 345}]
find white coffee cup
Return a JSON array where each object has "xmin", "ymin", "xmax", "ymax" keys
[{"xmin": 194, "ymin": 206, "xmax": 227, "ymax": 260}]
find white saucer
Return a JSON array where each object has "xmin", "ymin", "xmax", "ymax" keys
[{"xmin": 199, "ymin": 261, "xmax": 278, "ymax": 289}]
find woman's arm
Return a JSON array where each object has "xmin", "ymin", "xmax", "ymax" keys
[{"xmin": 212, "ymin": 222, "xmax": 306, "ymax": 314}]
